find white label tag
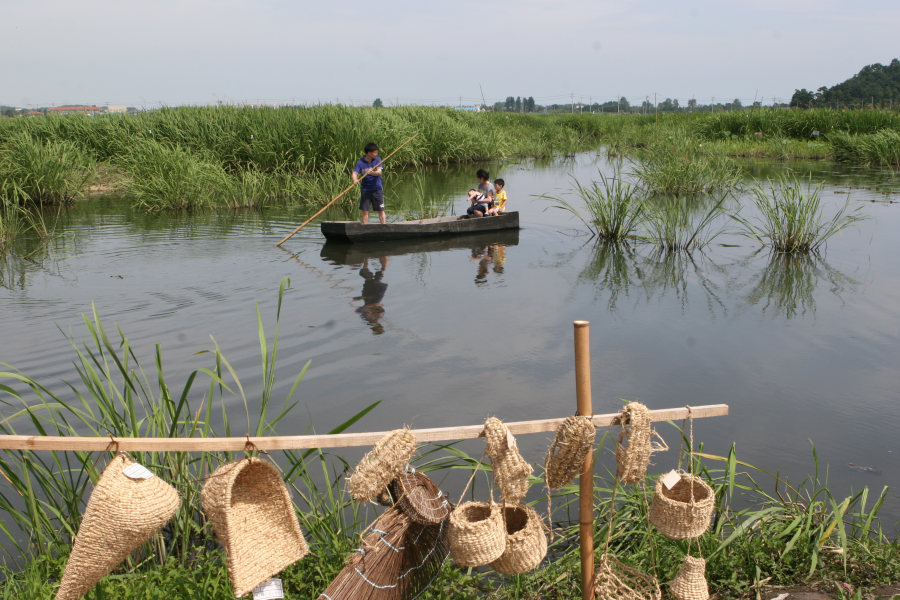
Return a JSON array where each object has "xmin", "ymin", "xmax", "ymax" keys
[
  {"xmin": 251, "ymin": 579, "xmax": 283, "ymax": 600},
  {"xmin": 661, "ymin": 470, "xmax": 681, "ymax": 490},
  {"xmin": 506, "ymin": 429, "xmax": 517, "ymax": 449},
  {"xmin": 122, "ymin": 463, "xmax": 154, "ymax": 480}
]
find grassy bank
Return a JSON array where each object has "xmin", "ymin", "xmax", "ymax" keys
[{"xmin": 0, "ymin": 283, "xmax": 897, "ymax": 599}]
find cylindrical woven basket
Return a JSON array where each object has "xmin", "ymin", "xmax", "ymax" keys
[
  {"xmin": 544, "ymin": 415, "xmax": 595, "ymax": 490},
  {"xmin": 593, "ymin": 553, "xmax": 661, "ymax": 600},
  {"xmin": 388, "ymin": 466, "xmax": 451, "ymax": 525},
  {"xmin": 649, "ymin": 472, "xmax": 714, "ymax": 540},
  {"xmin": 489, "ymin": 504, "xmax": 547, "ymax": 575},
  {"xmin": 56, "ymin": 454, "xmax": 180, "ymax": 600},
  {"xmin": 670, "ymin": 555, "xmax": 709, "ymax": 600},
  {"xmin": 201, "ymin": 458, "xmax": 310, "ymax": 598},
  {"xmin": 448, "ymin": 501, "xmax": 506, "ymax": 567},
  {"xmin": 483, "ymin": 417, "xmax": 532, "ymax": 503},
  {"xmin": 615, "ymin": 402, "xmax": 656, "ymax": 484},
  {"xmin": 348, "ymin": 429, "xmax": 417, "ymax": 503}
]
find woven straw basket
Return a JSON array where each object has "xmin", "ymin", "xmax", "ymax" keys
[
  {"xmin": 489, "ymin": 504, "xmax": 547, "ymax": 575},
  {"xmin": 544, "ymin": 415, "xmax": 595, "ymax": 490},
  {"xmin": 448, "ymin": 501, "xmax": 506, "ymax": 567},
  {"xmin": 594, "ymin": 553, "xmax": 661, "ymax": 600},
  {"xmin": 201, "ymin": 458, "xmax": 309, "ymax": 597},
  {"xmin": 649, "ymin": 472, "xmax": 714, "ymax": 540},
  {"xmin": 348, "ymin": 429, "xmax": 417, "ymax": 502},
  {"xmin": 670, "ymin": 555, "xmax": 709, "ymax": 600},
  {"xmin": 56, "ymin": 454, "xmax": 180, "ymax": 600},
  {"xmin": 388, "ymin": 466, "xmax": 451, "ymax": 525},
  {"xmin": 615, "ymin": 402, "xmax": 667, "ymax": 484},
  {"xmin": 483, "ymin": 418, "xmax": 532, "ymax": 503}
]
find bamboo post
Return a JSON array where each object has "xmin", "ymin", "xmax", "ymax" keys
[{"xmin": 574, "ymin": 320, "xmax": 595, "ymax": 600}]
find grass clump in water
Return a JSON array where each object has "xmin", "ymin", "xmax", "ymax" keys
[
  {"xmin": 0, "ymin": 132, "xmax": 94, "ymax": 204},
  {"xmin": 632, "ymin": 139, "xmax": 743, "ymax": 195},
  {"xmin": 542, "ymin": 171, "xmax": 645, "ymax": 241},
  {"xmin": 830, "ymin": 129, "xmax": 900, "ymax": 168},
  {"xmin": 732, "ymin": 174, "xmax": 868, "ymax": 253},
  {"xmin": 642, "ymin": 195, "xmax": 729, "ymax": 252}
]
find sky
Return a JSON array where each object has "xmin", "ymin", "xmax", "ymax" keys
[{"xmin": 1, "ymin": 0, "xmax": 898, "ymax": 109}]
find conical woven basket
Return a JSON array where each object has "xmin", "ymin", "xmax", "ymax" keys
[
  {"xmin": 544, "ymin": 415, "xmax": 596, "ymax": 490},
  {"xmin": 593, "ymin": 553, "xmax": 661, "ymax": 600},
  {"xmin": 448, "ymin": 501, "xmax": 506, "ymax": 567},
  {"xmin": 348, "ymin": 429, "xmax": 417, "ymax": 503},
  {"xmin": 670, "ymin": 555, "xmax": 709, "ymax": 600},
  {"xmin": 489, "ymin": 504, "xmax": 547, "ymax": 575},
  {"xmin": 201, "ymin": 458, "xmax": 309, "ymax": 598},
  {"xmin": 483, "ymin": 417, "xmax": 532, "ymax": 503},
  {"xmin": 56, "ymin": 454, "xmax": 180, "ymax": 600},
  {"xmin": 649, "ymin": 473, "xmax": 714, "ymax": 540},
  {"xmin": 388, "ymin": 466, "xmax": 451, "ymax": 525}
]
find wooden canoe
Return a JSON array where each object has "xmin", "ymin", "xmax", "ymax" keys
[{"xmin": 320, "ymin": 212, "xmax": 520, "ymax": 243}]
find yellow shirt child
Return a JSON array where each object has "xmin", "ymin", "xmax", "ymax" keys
[{"xmin": 493, "ymin": 178, "xmax": 508, "ymax": 213}]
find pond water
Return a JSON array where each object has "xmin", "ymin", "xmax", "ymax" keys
[{"xmin": 2, "ymin": 153, "xmax": 899, "ymax": 523}]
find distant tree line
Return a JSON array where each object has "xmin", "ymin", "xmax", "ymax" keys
[{"xmin": 791, "ymin": 58, "xmax": 900, "ymax": 109}]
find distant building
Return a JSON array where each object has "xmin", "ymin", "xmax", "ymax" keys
[
  {"xmin": 103, "ymin": 105, "xmax": 128, "ymax": 113},
  {"xmin": 48, "ymin": 106, "xmax": 102, "ymax": 115},
  {"xmin": 455, "ymin": 106, "xmax": 481, "ymax": 112}
]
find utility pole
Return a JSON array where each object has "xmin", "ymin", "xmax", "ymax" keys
[{"xmin": 571, "ymin": 93, "xmax": 574, "ymax": 114}]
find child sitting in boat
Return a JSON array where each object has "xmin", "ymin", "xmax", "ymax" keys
[
  {"xmin": 488, "ymin": 179, "xmax": 507, "ymax": 216},
  {"xmin": 466, "ymin": 189, "xmax": 490, "ymax": 217}
]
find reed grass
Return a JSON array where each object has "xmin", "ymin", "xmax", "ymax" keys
[
  {"xmin": 830, "ymin": 130, "xmax": 900, "ymax": 168},
  {"xmin": 0, "ymin": 132, "xmax": 94, "ymax": 205},
  {"xmin": 731, "ymin": 174, "xmax": 868, "ymax": 253},
  {"xmin": 541, "ymin": 171, "xmax": 645, "ymax": 241},
  {"xmin": 632, "ymin": 140, "xmax": 743, "ymax": 195},
  {"xmin": 641, "ymin": 196, "xmax": 729, "ymax": 251}
]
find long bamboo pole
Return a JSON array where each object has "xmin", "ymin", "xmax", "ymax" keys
[
  {"xmin": 273, "ymin": 132, "xmax": 420, "ymax": 247},
  {"xmin": 574, "ymin": 320, "xmax": 595, "ymax": 600},
  {"xmin": 0, "ymin": 405, "xmax": 728, "ymax": 452}
]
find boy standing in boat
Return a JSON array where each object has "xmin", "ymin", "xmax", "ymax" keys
[{"xmin": 352, "ymin": 143, "xmax": 386, "ymax": 224}]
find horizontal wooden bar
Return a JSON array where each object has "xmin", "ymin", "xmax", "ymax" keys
[{"xmin": 0, "ymin": 404, "xmax": 727, "ymax": 452}]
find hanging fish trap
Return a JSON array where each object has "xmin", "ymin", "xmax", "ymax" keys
[
  {"xmin": 489, "ymin": 504, "xmax": 548, "ymax": 575},
  {"xmin": 448, "ymin": 501, "xmax": 507, "ymax": 567},
  {"xmin": 388, "ymin": 466, "xmax": 451, "ymax": 525},
  {"xmin": 670, "ymin": 555, "xmax": 709, "ymax": 600}
]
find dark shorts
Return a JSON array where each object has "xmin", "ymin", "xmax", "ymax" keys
[
  {"xmin": 467, "ymin": 203, "xmax": 489, "ymax": 216},
  {"xmin": 360, "ymin": 189, "xmax": 385, "ymax": 212}
]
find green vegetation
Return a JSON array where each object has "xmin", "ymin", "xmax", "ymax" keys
[
  {"xmin": 830, "ymin": 130, "xmax": 900, "ymax": 167},
  {"xmin": 542, "ymin": 171, "xmax": 645, "ymax": 241},
  {"xmin": 792, "ymin": 58, "xmax": 900, "ymax": 109},
  {"xmin": 642, "ymin": 196, "xmax": 729, "ymax": 252},
  {"xmin": 731, "ymin": 175, "xmax": 868, "ymax": 253},
  {"xmin": 632, "ymin": 141, "xmax": 743, "ymax": 195},
  {"xmin": 1, "ymin": 283, "xmax": 897, "ymax": 599}
]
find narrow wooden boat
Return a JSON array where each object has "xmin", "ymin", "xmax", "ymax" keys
[{"xmin": 320, "ymin": 212, "xmax": 520, "ymax": 244}]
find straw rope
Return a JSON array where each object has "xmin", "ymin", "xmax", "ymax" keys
[
  {"xmin": 348, "ymin": 429, "xmax": 417, "ymax": 503},
  {"xmin": 56, "ymin": 454, "xmax": 180, "ymax": 600},
  {"xmin": 615, "ymin": 403, "xmax": 667, "ymax": 484},
  {"xmin": 388, "ymin": 466, "xmax": 452, "ymax": 525},
  {"xmin": 649, "ymin": 408, "xmax": 714, "ymax": 540},
  {"xmin": 201, "ymin": 457, "xmax": 309, "ymax": 598},
  {"xmin": 483, "ymin": 417, "xmax": 532, "ymax": 503},
  {"xmin": 489, "ymin": 503, "xmax": 548, "ymax": 575}
]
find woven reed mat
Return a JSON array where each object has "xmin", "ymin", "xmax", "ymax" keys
[
  {"xmin": 56, "ymin": 454, "xmax": 180, "ymax": 600},
  {"xmin": 649, "ymin": 407, "xmax": 713, "ymax": 540},
  {"xmin": 489, "ymin": 504, "xmax": 548, "ymax": 575},
  {"xmin": 388, "ymin": 466, "xmax": 451, "ymax": 525},
  {"xmin": 483, "ymin": 417, "xmax": 532, "ymax": 503},
  {"xmin": 201, "ymin": 457, "xmax": 309, "ymax": 598},
  {"xmin": 348, "ymin": 429, "xmax": 417, "ymax": 503},
  {"xmin": 615, "ymin": 402, "xmax": 667, "ymax": 484},
  {"xmin": 317, "ymin": 507, "xmax": 449, "ymax": 600},
  {"xmin": 670, "ymin": 554, "xmax": 709, "ymax": 600}
]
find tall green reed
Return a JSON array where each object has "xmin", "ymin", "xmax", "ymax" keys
[
  {"xmin": 632, "ymin": 141, "xmax": 743, "ymax": 196},
  {"xmin": 541, "ymin": 172, "xmax": 645, "ymax": 241},
  {"xmin": 731, "ymin": 174, "xmax": 868, "ymax": 253},
  {"xmin": 0, "ymin": 132, "xmax": 94, "ymax": 205},
  {"xmin": 641, "ymin": 196, "xmax": 729, "ymax": 252}
]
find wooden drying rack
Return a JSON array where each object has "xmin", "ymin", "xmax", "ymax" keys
[{"xmin": 0, "ymin": 321, "xmax": 728, "ymax": 600}]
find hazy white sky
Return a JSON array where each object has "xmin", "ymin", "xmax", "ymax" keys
[{"xmin": 2, "ymin": 0, "xmax": 898, "ymax": 108}]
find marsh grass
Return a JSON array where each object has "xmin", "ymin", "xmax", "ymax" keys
[
  {"xmin": 632, "ymin": 139, "xmax": 743, "ymax": 195},
  {"xmin": 830, "ymin": 130, "xmax": 900, "ymax": 168},
  {"xmin": 732, "ymin": 174, "xmax": 868, "ymax": 253},
  {"xmin": 641, "ymin": 195, "xmax": 729, "ymax": 251},
  {"xmin": 0, "ymin": 133, "xmax": 94, "ymax": 205},
  {"xmin": 542, "ymin": 172, "xmax": 645, "ymax": 241}
]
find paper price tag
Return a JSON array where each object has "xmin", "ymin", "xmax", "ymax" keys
[
  {"xmin": 251, "ymin": 579, "xmax": 283, "ymax": 600},
  {"xmin": 506, "ymin": 429, "xmax": 517, "ymax": 449},
  {"xmin": 122, "ymin": 463, "xmax": 154, "ymax": 480},
  {"xmin": 660, "ymin": 470, "xmax": 681, "ymax": 490}
]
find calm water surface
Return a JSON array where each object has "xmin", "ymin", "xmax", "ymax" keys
[{"xmin": 2, "ymin": 154, "xmax": 899, "ymax": 521}]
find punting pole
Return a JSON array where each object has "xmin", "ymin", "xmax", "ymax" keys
[
  {"xmin": 273, "ymin": 132, "xmax": 419, "ymax": 247},
  {"xmin": 574, "ymin": 320, "xmax": 595, "ymax": 600}
]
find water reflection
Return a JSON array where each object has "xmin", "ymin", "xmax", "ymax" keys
[
  {"xmin": 354, "ymin": 256, "xmax": 389, "ymax": 335},
  {"xmin": 471, "ymin": 243, "xmax": 506, "ymax": 285},
  {"xmin": 735, "ymin": 251, "xmax": 861, "ymax": 319}
]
